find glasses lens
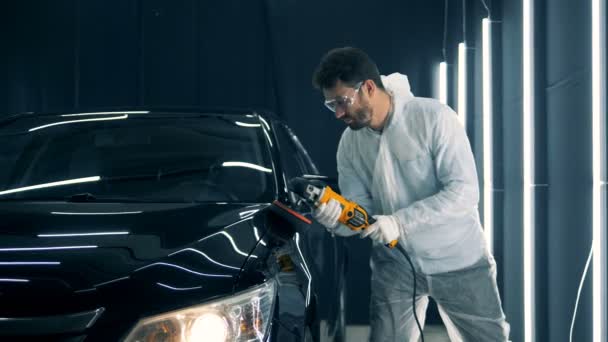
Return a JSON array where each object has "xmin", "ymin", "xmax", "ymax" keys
[
  {"xmin": 324, "ymin": 100, "xmax": 337, "ymax": 112},
  {"xmin": 324, "ymin": 84, "xmax": 359, "ymax": 113},
  {"xmin": 326, "ymin": 98, "xmax": 352, "ymax": 112}
]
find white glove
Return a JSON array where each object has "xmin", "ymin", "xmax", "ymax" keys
[
  {"xmin": 360, "ymin": 215, "xmax": 401, "ymax": 245},
  {"xmin": 312, "ymin": 199, "xmax": 360, "ymax": 237},
  {"xmin": 313, "ymin": 198, "xmax": 342, "ymax": 230}
]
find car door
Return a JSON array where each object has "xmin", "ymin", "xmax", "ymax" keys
[{"xmin": 273, "ymin": 122, "xmax": 346, "ymax": 341}]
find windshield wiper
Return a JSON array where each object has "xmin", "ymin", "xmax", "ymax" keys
[
  {"xmin": 0, "ymin": 193, "xmax": 154, "ymax": 203},
  {"xmin": 0, "ymin": 196, "xmax": 64, "ymax": 202},
  {"xmin": 99, "ymin": 167, "xmax": 212, "ymax": 183},
  {"xmin": 66, "ymin": 192, "xmax": 97, "ymax": 202},
  {"xmin": 65, "ymin": 192, "xmax": 157, "ymax": 203}
]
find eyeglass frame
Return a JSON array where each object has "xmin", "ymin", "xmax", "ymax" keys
[{"xmin": 323, "ymin": 81, "xmax": 364, "ymax": 113}]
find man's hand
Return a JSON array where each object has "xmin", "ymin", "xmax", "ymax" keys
[
  {"xmin": 313, "ymin": 199, "xmax": 362, "ymax": 237},
  {"xmin": 313, "ymin": 198, "xmax": 342, "ymax": 232},
  {"xmin": 360, "ymin": 215, "xmax": 400, "ymax": 244},
  {"xmin": 313, "ymin": 198, "xmax": 341, "ymax": 229}
]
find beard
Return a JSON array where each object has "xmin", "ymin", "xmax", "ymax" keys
[{"xmin": 344, "ymin": 106, "xmax": 373, "ymax": 130}]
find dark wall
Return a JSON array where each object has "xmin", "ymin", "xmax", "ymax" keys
[
  {"xmin": 1, "ymin": 0, "xmax": 444, "ymax": 171},
  {"xmin": 544, "ymin": 0, "xmax": 594, "ymax": 340},
  {"xmin": 263, "ymin": 0, "xmax": 444, "ymax": 176},
  {"xmin": 1, "ymin": 0, "xmax": 277, "ymax": 112},
  {"xmin": 500, "ymin": 0, "xmax": 525, "ymax": 339}
]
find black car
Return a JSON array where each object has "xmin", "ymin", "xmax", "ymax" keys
[{"xmin": 0, "ymin": 109, "xmax": 347, "ymax": 341}]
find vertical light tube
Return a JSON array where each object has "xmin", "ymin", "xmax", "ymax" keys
[
  {"xmin": 592, "ymin": 0, "xmax": 606, "ymax": 340},
  {"xmin": 482, "ymin": 18, "xmax": 493, "ymax": 253},
  {"xmin": 458, "ymin": 43, "xmax": 467, "ymax": 127},
  {"xmin": 523, "ymin": 0, "xmax": 535, "ymax": 340},
  {"xmin": 439, "ymin": 61, "xmax": 448, "ymax": 105}
]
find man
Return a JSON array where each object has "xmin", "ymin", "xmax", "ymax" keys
[{"xmin": 311, "ymin": 47, "xmax": 510, "ymax": 341}]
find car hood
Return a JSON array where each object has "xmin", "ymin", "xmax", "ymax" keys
[{"xmin": 0, "ymin": 201, "xmax": 271, "ymax": 324}]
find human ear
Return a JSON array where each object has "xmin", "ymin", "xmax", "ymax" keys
[{"xmin": 363, "ymin": 80, "xmax": 376, "ymax": 98}]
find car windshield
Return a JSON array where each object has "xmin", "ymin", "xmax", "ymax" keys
[{"xmin": 0, "ymin": 113, "xmax": 275, "ymax": 203}]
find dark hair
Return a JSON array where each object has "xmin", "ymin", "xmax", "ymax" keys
[{"xmin": 312, "ymin": 47, "xmax": 385, "ymax": 90}]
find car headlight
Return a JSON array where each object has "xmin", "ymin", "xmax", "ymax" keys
[{"xmin": 124, "ymin": 281, "xmax": 276, "ymax": 342}]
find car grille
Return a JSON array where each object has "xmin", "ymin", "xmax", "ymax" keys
[{"xmin": 0, "ymin": 307, "xmax": 104, "ymax": 340}]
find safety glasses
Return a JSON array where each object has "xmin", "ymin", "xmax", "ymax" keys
[{"xmin": 323, "ymin": 82, "xmax": 363, "ymax": 113}]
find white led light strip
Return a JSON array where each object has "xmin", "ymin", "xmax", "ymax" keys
[
  {"xmin": 439, "ymin": 62, "xmax": 448, "ymax": 105},
  {"xmin": 592, "ymin": 0, "xmax": 606, "ymax": 340},
  {"xmin": 482, "ymin": 18, "xmax": 493, "ymax": 253},
  {"xmin": 458, "ymin": 43, "xmax": 467, "ymax": 128},
  {"xmin": 523, "ymin": 0, "xmax": 535, "ymax": 340}
]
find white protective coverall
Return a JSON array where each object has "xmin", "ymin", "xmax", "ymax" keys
[{"xmin": 334, "ymin": 73, "xmax": 510, "ymax": 341}]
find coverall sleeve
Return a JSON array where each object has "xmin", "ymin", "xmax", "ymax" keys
[
  {"xmin": 394, "ymin": 106, "xmax": 480, "ymax": 234},
  {"xmin": 334, "ymin": 135, "xmax": 373, "ymax": 237}
]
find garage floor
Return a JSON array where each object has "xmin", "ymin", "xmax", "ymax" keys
[{"xmin": 345, "ymin": 324, "xmax": 450, "ymax": 342}]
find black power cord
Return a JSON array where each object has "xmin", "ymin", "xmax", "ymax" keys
[
  {"xmin": 462, "ymin": 0, "xmax": 467, "ymax": 44},
  {"xmin": 569, "ymin": 244, "xmax": 593, "ymax": 342},
  {"xmin": 395, "ymin": 244, "xmax": 424, "ymax": 342},
  {"xmin": 479, "ymin": 0, "xmax": 490, "ymax": 18},
  {"xmin": 442, "ymin": 0, "xmax": 449, "ymax": 61}
]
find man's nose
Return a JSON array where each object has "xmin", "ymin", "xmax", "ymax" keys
[{"xmin": 335, "ymin": 107, "xmax": 346, "ymax": 119}]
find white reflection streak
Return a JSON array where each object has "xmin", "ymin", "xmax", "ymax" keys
[
  {"xmin": 169, "ymin": 248, "xmax": 240, "ymax": 270},
  {"xmin": 94, "ymin": 276, "xmax": 130, "ymax": 287},
  {"xmin": 295, "ymin": 233, "xmax": 312, "ymax": 306},
  {"xmin": 0, "ymin": 246, "xmax": 97, "ymax": 252},
  {"xmin": 74, "ymin": 288, "xmax": 96, "ymax": 294},
  {"xmin": 262, "ymin": 128, "xmax": 274, "ymax": 147},
  {"xmin": 258, "ymin": 117, "xmax": 271, "ymax": 131},
  {"xmin": 38, "ymin": 231, "xmax": 129, "ymax": 237},
  {"xmin": 0, "ymin": 261, "xmax": 60, "ymax": 265},
  {"xmin": 0, "ymin": 278, "xmax": 29, "ymax": 282},
  {"xmin": 198, "ymin": 217, "xmax": 253, "ymax": 242},
  {"xmin": 235, "ymin": 121, "xmax": 262, "ymax": 128},
  {"xmin": 61, "ymin": 111, "xmax": 149, "ymax": 117},
  {"xmin": 253, "ymin": 226, "xmax": 267, "ymax": 246},
  {"xmin": 156, "ymin": 282, "xmax": 202, "ymax": 291},
  {"xmin": 197, "ymin": 218, "xmax": 258, "ymax": 258},
  {"xmin": 258, "ymin": 116, "xmax": 274, "ymax": 147},
  {"xmin": 135, "ymin": 262, "xmax": 232, "ymax": 278},
  {"xmin": 28, "ymin": 115, "xmax": 128, "ymax": 132},
  {"xmin": 300, "ymin": 262, "xmax": 312, "ymax": 306},
  {"xmin": 222, "ymin": 162, "xmax": 272, "ymax": 173},
  {"xmin": 51, "ymin": 211, "xmax": 142, "ymax": 215},
  {"xmin": 219, "ymin": 231, "xmax": 257, "ymax": 258},
  {"xmin": 0, "ymin": 176, "xmax": 100, "ymax": 196},
  {"xmin": 239, "ymin": 209, "xmax": 260, "ymax": 219}
]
